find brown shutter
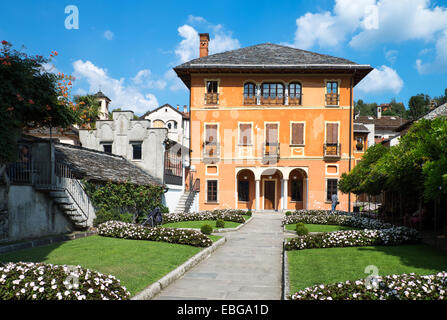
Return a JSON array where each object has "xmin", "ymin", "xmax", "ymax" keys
[
  {"xmin": 326, "ymin": 123, "xmax": 338, "ymax": 144},
  {"xmin": 292, "ymin": 123, "xmax": 304, "ymax": 145},
  {"xmin": 266, "ymin": 123, "xmax": 278, "ymax": 143},
  {"xmin": 239, "ymin": 124, "xmax": 252, "ymax": 145},
  {"xmin": 206, "ymin": 124, "xmax": 217, "ymax": 143}
]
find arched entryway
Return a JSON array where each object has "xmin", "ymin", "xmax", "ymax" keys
[
  {"xmin": 288, "ymin": 169, "xmax": 308, "ymax": 210},
  {"xmin": 260, "ymin": 168, "xmax": 283, "ymax": 211},
  {"xmin": 236, "ymin": 169, "xmax": 255, "ymax": 210}
]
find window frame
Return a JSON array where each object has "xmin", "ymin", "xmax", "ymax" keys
[
  {"xmin": 102, "ymin": 143, "xmax": 112, "ymax": 154},
  {"xmin": 288, "ymin": 82, "xmax": 302, "ymax": 105},
  {"xmin": 326, "ymin": 178, "xmax": 338, "ymax": 202},
  {"xmin": 237, "ymin": 180, "xmax": 250, "ymax": 202},
  {"xmin": 238, "ymin": 122, "xmax": 253, "ymax": 146},
  {"xmin": 290, "ymin": 179, "xmax": 303, "ymax": 202},
  {"xmin": 130, "ymin": 142, "xmax": 143, "ymax": 160},
  {"xmin": 290, "ymin": 121, "xmax": 305, "ymax": 146},
  {"xmin": 206, "ymin": 179, "xmax": 219, "ymax": 203}
]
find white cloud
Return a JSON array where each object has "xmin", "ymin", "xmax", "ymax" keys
[
  {"xmin": 41, "ymin": 62, "xmax": 59, "ymax": 74},
  {"xmin": 104, "ymin": 30, "xmax": 114, "ymax": 41},
  {"xmin": 356, "ymin": 65, "xmax": 403, "ymax": 94},
  {"xmin": 132, "ymin": 69, "xmax": 167, "ymax": 90},
  {"xmin": 187, "ymin": 15, "xmax": 207, "ymax": 24},
  {"xmin": 72, "ymin": 60, "xmax": 159, "ymax": 114},
  {"xmin": 416, "ymin": 30, "xmax": 447, "ymax": 74},
  {"xmin": 384, "ymin": 49, "xmax": 398, "ymax": 64}
]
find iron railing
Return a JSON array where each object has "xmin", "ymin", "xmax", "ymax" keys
[
  {"xmin": 325, "ymin": 93, "xmax": 339, "ymax": 106},
  {"xmin": 203, "ymin": 142, "xmax": 220, "ymax": 163},
  {"xmin": 323, "ymin": 143, "xmax": 341, "ymax": 159},
  {"xmin": 164, "ymin": 151, "xmax": 183, "ymax": 186},
  {"xmin": 6, "ymin": 160, "xmax": 91, "ymax": 223},
  {"xmin": 205, "ymin": 93, "xmax": 219, "ymax": 105}
]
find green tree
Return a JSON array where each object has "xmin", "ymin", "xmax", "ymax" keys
[
  {"xmin": 407, "ymin": 94, "xmax": 431, "ymax": 120},
  {"xmin": 0, "ymin": 41, "xmax": 78, "ymax": 165},
  {"xmin": 354, "ymin": 99, "xmax": 377, "ymax": 116},
  {"xmin": 73, "ymin": 94, "xmax": 101, "ymax": 129}
]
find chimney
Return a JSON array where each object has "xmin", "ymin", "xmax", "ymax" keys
[
  {"xmin": 176, "ymin": 104, "xmax": 180, "ymax": 110},
  {"xmin": 183, "ymin": 105, "xmax": 187, "ymax": 113},
  {"xmin": 199, "ymin": 33, "xmax": 210, "ymax": 57}
]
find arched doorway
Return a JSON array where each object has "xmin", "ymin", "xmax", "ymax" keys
[
  {"xmin": 236, "ymin": 169, "xmax": 255, "ymax": 210},
  {"xmin": 288, "ymin": 169, "xmax": 307, "ymax": 210},
  {"xmin": 260, "ymin": 168, "xmax": 283, "ymax": 211}
]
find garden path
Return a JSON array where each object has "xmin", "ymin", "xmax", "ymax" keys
[{"xmin": 153, "ymin": 212, "xmax": 285, "ymax": 300}]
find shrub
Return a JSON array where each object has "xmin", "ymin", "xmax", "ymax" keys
[
  {"xmin": 93, "ymin": 208, "xmax": 133, "ymax": 227},
  {"xmin": 98, "ymin": 221, "xmax": 213, "ymax": 247},
  {"xmin": 215, "ymin": 219, "xmax": 225, "ymax": 228},
  {"xmin": 0, "ymin": 262, "xmax": 130, "ymax": 300},
  {"xmin": 164, "ymin": 210, "xmax": 245, "ymax": 224},
  {"xmin": 284, "ymin": 227, "xmax": 420, "ymax": 251},
  {"xmin": 295, "ymin": 222, "xmax": 309, "ymax": 236},
  {"xmin": 291, "ymin": 272, "xmax": 447, "ymax": 300},
  {"xmin": 200, "ymin": 224, "xmax": 213, "ymax": 235},
  {"xmin": 246, "ymin": 210, "xmax": 252, "ymax": 216},
  {"xmin": 285, "ymin": 211, "xmax": 293, "ymax": 216}
]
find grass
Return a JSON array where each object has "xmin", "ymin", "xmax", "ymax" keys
[
  {"xmin": 285, "ymin": 223, "xmax": 360, "ymax": 233},
  {"xmin": 162, "ymin": 215, "xmax": 251, "ymax": 230},
  {"xmin": 287, "ymin": 244, "xmax": 447, "ymax": 294},
  {"xmin": 0, "ymin": 235, "xmax": 205, "ymax": 296}
]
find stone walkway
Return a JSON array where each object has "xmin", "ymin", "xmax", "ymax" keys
[{"xmin": 153, "ymin": 212, "xmax": 285, "ymax": 300}]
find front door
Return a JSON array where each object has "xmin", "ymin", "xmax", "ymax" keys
[{"xmin": 264, "ymin": 180, "xmax": 276, "ymax": 210}]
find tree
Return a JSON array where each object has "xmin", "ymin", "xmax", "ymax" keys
[
  {"xmin": 407, "ymin": 94, "xmax": 431, "ymax": 120},
  {"xmin": 0, "ymin": 41, "xmax": 80, "ymax": 165},
  {"xmin": 354, "ymin": 99, "xmax": 377, "ymax": 116},
  {"xmin": 433, "ymin": 88, "xmax": 447, "ymax": 107},
  {"xmin": 73, "ymin": 94, "xmax": 101, "ymax": 129}
]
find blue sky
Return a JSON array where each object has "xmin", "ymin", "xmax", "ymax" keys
[{"xmin": 1, "ymin": 0, "xmax": 447, "ymax": 115}]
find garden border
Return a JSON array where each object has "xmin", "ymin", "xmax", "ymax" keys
[
  {"xmin": 162, "ymin": 216, "xmax": 254, "ymax": 234},
  {"xmin": 281, "ymin": 239, "xmax": 290, "ymax": 300},
  {"xmin": 131, "ymin": 236, "xmax": 227, "ymax": 300}
]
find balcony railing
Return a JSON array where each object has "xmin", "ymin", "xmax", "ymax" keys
[
  {"xmin": 205, "ymin": 93, "xmax": 219, "ymax": 105},
  {"xmin": 260, "ymin": 96, "xmax": 284, "ymax": 105},
  {"xmin": 203, "ymin": 142, "xmax": 220, "ymax": 163},
  {"xmin": 288, "ymin": 96, "xmax": 302, "ymax": 106},
  {"xmin": 262, "ymin": 142, "xmax": 280, "ymax": 164},
  {"xmin": 243, "ymin": 96, "xmax": 257, "ymax": 105},
  {"xmin": 323, "ymin": 143, "xmax": 341, "ymax": 160},
  {"xmin": 325, "ymin": 93, "xmax": 339, "ymax": 106}
]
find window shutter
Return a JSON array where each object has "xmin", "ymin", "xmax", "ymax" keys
[
  {"xmin": 292, "ymin": 123, "xmax": 304, "ymax": 145},
  {"xmin": 206, "ymin": 124, "xmax": 217, "ymax": 143},
  {"xmin": 326, "ymin": 123, "xmax": 338, "ymax": 144},
  {"xmin": 266, "ymin": 123, "xmax": 278, "ymax": 143},
  {"xmin": 239, "ymin": 124, "xmax": 252, "ymax": 145}
]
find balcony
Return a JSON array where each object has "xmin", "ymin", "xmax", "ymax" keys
[
  {"xmin": 260, "ymin": 96, "xmax": 284, "ymax": 105},
  {"xmin": 205, "ymin": 93, "xmax": 219, "ymax": 105},
  {"xmin": 323, "ymin": 143, "xmax": 341, "ymax": 160},
  {"xmin": 243, "ymin": 96, "xmax": 257, "ymax": 105},
  {"xmin": 262, "ymin": 142, "xmax": 280, "ymax": 164},
  {"xmin": 203, "ymin": 142, "xmax": 220, "ymax": 163},
  {"xmin": 325, "ymin": 93, "xmax": 339, "ymax": 106},
  {"xmin": 288, "ymin": 96, "xmax": 302, "ymax": 106}
]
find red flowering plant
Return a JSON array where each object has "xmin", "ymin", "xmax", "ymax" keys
[{"xmin": 0, "ymin": 41, "xmax": 79, "ymax": 165}]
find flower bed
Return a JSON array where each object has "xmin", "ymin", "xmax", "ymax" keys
[
  {"xmin": 164, "ymin": 210, "xmax": 247, "ymax": 224},
  {"xmin": 0, "ymin": 262, "xmax": 130, "ymax": 300},
  {"xmin": 98, "ymin": 221, "xmax": 213, "ymax": 247},
  {"xmin": 291, "ymin": 272, "xmax": 447, "ymax": 300},
  {"xmin": 285, "ymin": 227, "xmax": 420, "ymax": 250}
]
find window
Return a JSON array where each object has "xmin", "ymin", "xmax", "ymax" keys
[
  {"xmin": 207, "ymin": 81, "xmax": 218, "ymax": 93},
  {"xmin": 261, "ymin": 83, "xmax": 284, "ymax": 104},
  {"xmin": 238, "ymin": 180, "xmax": 249, "ymax": 202},
  {"xmin": 326, "ymin": 123, "xmax": 339, "ymax": 144},
  {"xmin": 326, "ymin": 179, "xmax": 338, "ymax": 202},
  {"xmin": 288, "ymin": 83, "xmax": 302, "ymax": 105},
  {"xmin": 356, "ymin": 136, "xmax": 364, "ymax": 151},
  {"xmin": 167, "ymin": 123, "xmax": 172, "ymax": 130},
  {"xmin": 291, "ymin": 123, "xmax": 304, "ymax": 145},
  {"xmin": 207, "ymin": 180, "xmax": 218, "ymax": 202},
  {"xmin": 291, "ymin": 179, "xmax": 303, "ymax": 202},
  {"xmin": 243, "ymin": 82, "xmax": 256, "ymax": 105},
  {"xmin": 131, "ymin": 143, "xmax": 142, "ymax": 160},
  {"xmin": 326, "ymin": 81, "xmax": 339, "ymax": 105},
  {"xmin": 173, "ymin": 121, "xmax": 178, "ymax": 129},
  {"xmin": 265, "ymin": 123, "xmax": 278, "ymax": 144},
  {"xmin": 205, "ymin": 124, "xmax": 218, "ymax": 144},
  {"xmin": 205, "ymin": 81, "xmax": 219, "ymax": 105},
  {"xmin": 239, "ymin": 123, "xmax": 252, "ymax": 145},
  {"xmin": 103, "ymin": 144, "xmax": 112, "ymax": 154}
]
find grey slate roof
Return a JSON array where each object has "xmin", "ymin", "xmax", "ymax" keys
[
  {"xmin": 354, "ymin": 116, "xmax": 408, "ymax": 131},
  {"xmin": 54, "ymin": 143, "xmax": 162, "ymax": 186},
  {"xmin": 174, "ymin": 43, "xmax": 373, "ymax": 88},
  {"xmin": 396, "ymin": 102, "xmax": 447, "ymax": 132},
  {"xmin": 94, "ymin": 90, "xmax": 111, "ymax": 102},
  {"xmin": 354, "ymin": 123, "xmax": 370, "ymax": 133}
]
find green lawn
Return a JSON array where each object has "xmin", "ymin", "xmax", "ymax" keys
[
  {"xmin": 285, "ymin": 223, "xmax": 360, "ymax": 233},
  {"xmin": 0, "ymin": 235, "xmax": 206, "ymax": 296},
  {"xmin": 162, "ymin": 215, "xmax": 251, "ymax": 230},
  {"xmin": 287, "ymin": 244, "xmax": 447, "ymax": 294}
]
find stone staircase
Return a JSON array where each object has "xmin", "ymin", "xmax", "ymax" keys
[
  {"xmin": 173, "ymin": 190, "xmax": 198, "ymax": 214},
  {"xmin": 48, "ymin": 190, "xmax": 89, "ymax": 229}
]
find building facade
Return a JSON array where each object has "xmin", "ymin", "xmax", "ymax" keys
[{"xmin": 174, "ymin": 34, "xmax": 373, "ymax": 212}]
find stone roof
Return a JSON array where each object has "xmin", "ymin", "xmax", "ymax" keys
[
  {"xmin": 94, "ymin": 90, "xmax": 111, "ymax": 102},
  {"xmin": 353, "ymin": 123, "xmax": 370, "ymax": 133},
  {"xmin": 139, "ymin": 104, "xmax": 190, "ymax": 120},
  {"xmin": 174, "ymin": 43, "xmax": 373, "ymax": 88},
  {"xmin": 54, "ymin": 143, "xmax": 162, "ymax": 186},
  {"xmin": 395, "ymin": 102, "xmax": 447, "ymax": 132},
  {"xmin": 354, "ymin": 115, "xmax": 408, "ymax": 131}
]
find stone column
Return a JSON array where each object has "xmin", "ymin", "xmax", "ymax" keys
[
  {"xmin": 256, "ymin": 84, "xmax": 261, "ymax": 105},
  {"xmin": 283, "ymin": 179, "xmax": 288, "ymax": 211},
  {"xmin": 305, "ymin": 178, "xmax": 309, "ymax": 210},
  {"xmin": 255, "ymin": 179, "xmax": 260, "ymax": 211}
]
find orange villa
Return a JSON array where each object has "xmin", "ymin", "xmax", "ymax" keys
[{"xmin": 174, "ymin": 34, "xmax": 373, "ymax": 212}]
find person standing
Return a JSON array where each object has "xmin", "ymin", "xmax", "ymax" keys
[{"xmin": 331, "ymin": 193, "xmax": 338, "ymax": 212}]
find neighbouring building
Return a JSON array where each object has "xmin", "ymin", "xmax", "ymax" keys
[
  {"xmin": 354, "ymin": 113, "xmax": 407, "ymax": 144},
  {"xmin": 79, "ymin": 108, "xmax": 191, "ymax": 213},
  {"xmin": 173, "ymin": 34, "xmax": 373, "ymax": 212}
]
